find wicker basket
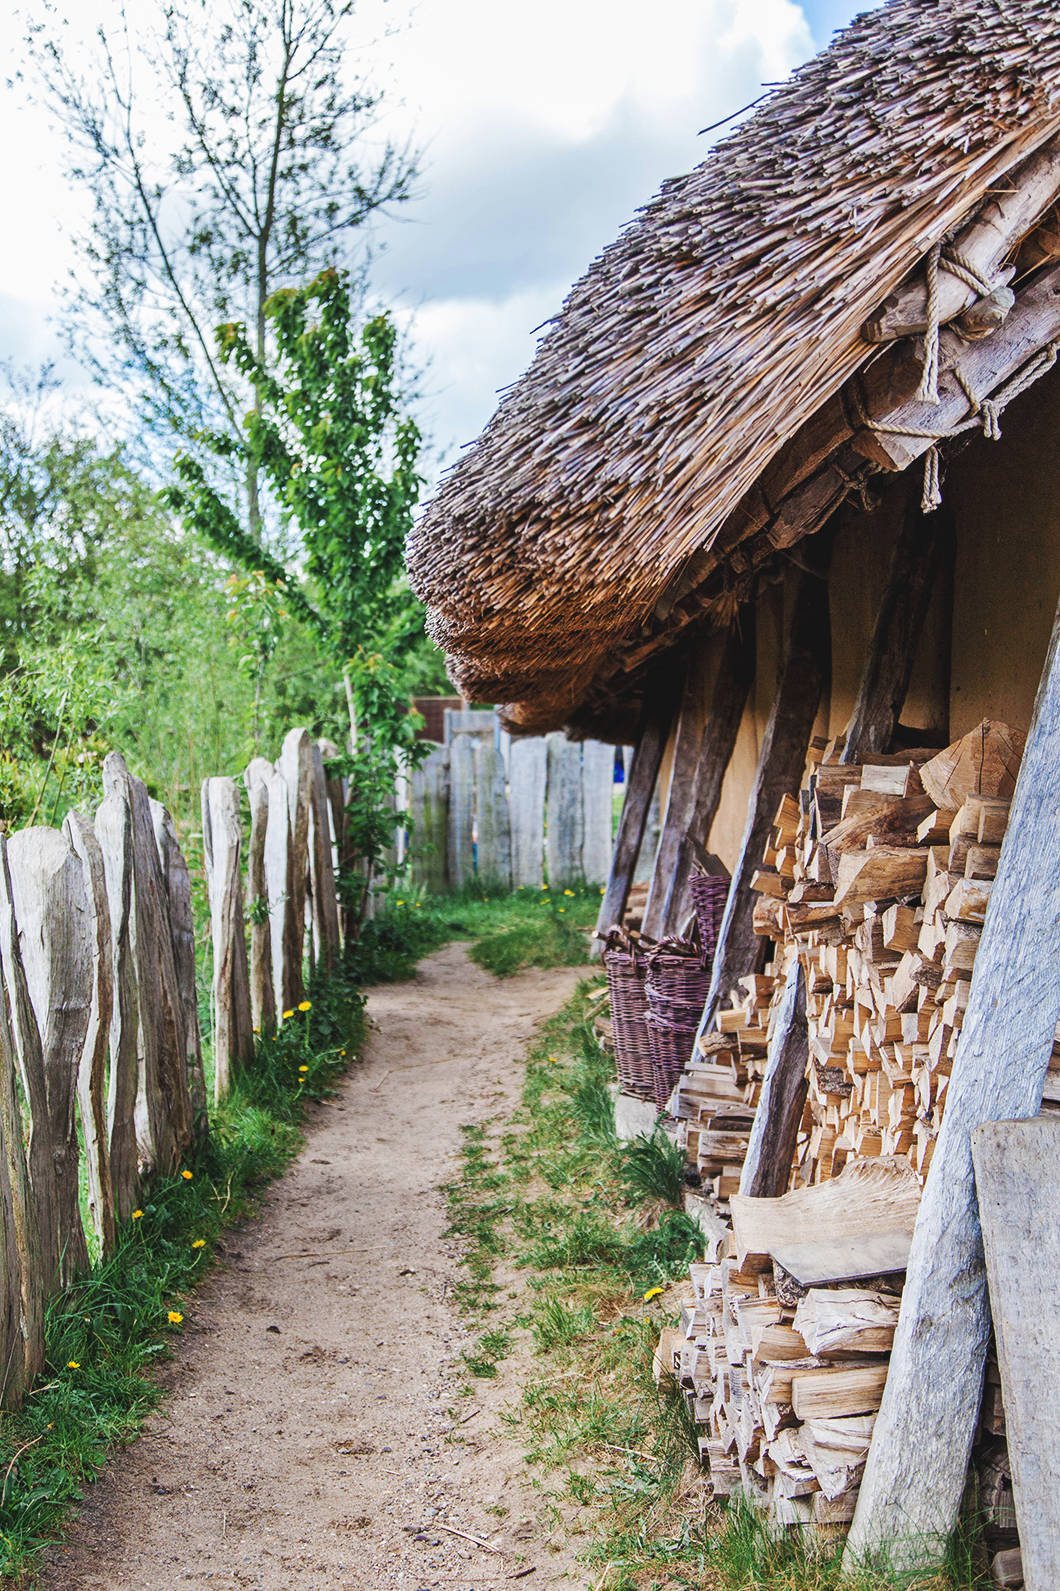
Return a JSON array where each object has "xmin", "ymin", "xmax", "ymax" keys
[
  {"xmin": 689, "ymin": 871, "xmax": 728, "ymax": 969},
  {"xmin": 603, "ymin": 929, "xmax": 655, "ymax": 1099},
  {"xmin": 645, "ymin": 939, "xmax": 713, "ymax": 1110}
]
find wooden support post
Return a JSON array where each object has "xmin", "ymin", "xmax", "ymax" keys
[
  {"xmin": 5, "ymin": 828, "xmax": 92, "ymax": 1288},
  {"xmin": 0, "ymin": 842, "xmax": 41, "ymax": 1392},
  {"xmin": 63, "ymin": 811, "xmax": 116, "ymax": 1257},
  {"xmin": 202, "ymin": 777, "xmax": 255, "ymax": 1103},
  {"xmin": 410, "ymin": 744, "xmax": 449, "ymax": 894},
  {"xmin": 475, "ymin": 737, "xmax": 512, "ymax": 890},
  {"xmin": 842, "ymin": 493, "xmax": 952, "ymax": 762},
  {"xmin": 447, "ymin": 734, "xmax": 475, "ymax": 889},
  {"xmin": 308, "ymin": 743, "xmax": 342, "ymax": 973},
  {"xmin": 150, "ymin": 802, "xmax": 207, "ymax": 1122},
  {"xmin": 972, "ymin": 1118, "xmax": 1060, "ymax": 1591},
  {"xmin": 594, "ymin": 681, "xmax": 679, "ymax": 944},
  {"xmin": 581, "ymin": 741, "xmax": 615, "ymax": 887},
  {"xmin": 656, "ymin": 612, "xmax": 756, "ymax": 939},
  {"xmin": 277, "ymin": 728, "xmax": 312, "ymax": 1008},
  {"xmin": 643, "ymin": 643, "xmax": 713, "ymax": 939},
  {"xmin": 94, "ymin": 781, "xmax": 139, "ymax": 1223},
  {"xmin": 546, "ymin": 733, "xmax": 584, "ymax": 889},
  {"xmin": 738, "ymin": 958, "xmax": 808, "ymax": 1197},
  {"xmin": 847, "ymin": 591, "xmax": 1060, "ymax": 1571},
  {"xmin": 509, "ymin": 738, "xmax": 547, "ymax": 888},
  {"xmin": 706, "ymin": 535, "xmax": 833, "ymax": 1019},
  {"xmin": 243, "ymin": 760, "xmax": 277, "ymax": 1035}
]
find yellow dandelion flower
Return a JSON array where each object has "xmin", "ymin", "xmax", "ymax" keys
[
  {"xmin": 298, "ymin": 1065, "xmax": 309, "ymax": 1073},
  {"xmin": 599, "ymin": 886, "xmax": 605, "ymax": 894},
  {"xmin": 167, "ymin": 1311, "xmax": 183, "ymax": 1325},
  {"xmin": 282, "ymin": 1009, "xmax": 294, "ymax": 1019},
  {"xmin": 548, "ymin": 1055, "xmax": 560, "ymax": 1064},
  {"xmin": 67, "ymin": 1361, "xmax": 80, "ymax": 1370},
  {"xmin": 253, "ymin": 1026, "xmax": 260, "ymax": 1034},
  {"xmin": 563, "ymin": 889, "xmax": 574, "ymax": 897},
  {"xmin": 131, "ymin": 1210, "xmax": 143, "ymax": 1220},
  {"xmin": 643, "ymin": 1287, "xmax": 664, "ymax": 1302},
  {"xmin": 396, "ymin": 900, "xmax": 404, "ymax": 906},
  {"xmin": 191, "ymin": 1239, "xmax": 206, "ymax": 1249},
  {"xmin": 181, "ymin": 1170, "xmax": 193, "ymax": 1181},
  {"xmin": 298, "ymin": 1000, "xmax": 311, "ymax": 1011},
  {"xmin": 558, "ymin": 907, "xmax": 565, "ymax": 913}
]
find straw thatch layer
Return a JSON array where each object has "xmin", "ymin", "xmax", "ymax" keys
[{"xmin": 409, "ymin": 0, "xmax": 1060, "ymax": 736}]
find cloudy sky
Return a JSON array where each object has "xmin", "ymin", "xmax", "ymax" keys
[{"xmin": 0, "ymin": 0, "xmax": 872, "ymax": 475}]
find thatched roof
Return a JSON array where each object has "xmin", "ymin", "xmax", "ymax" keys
[{"xmin": 408, "ymin": 0, "xmax": 1060, "ymax": 740}]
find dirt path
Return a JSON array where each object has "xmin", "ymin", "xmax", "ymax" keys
[{"xmin": 41, "ymin": 944, "xmax": 588, "ymax": 1591}]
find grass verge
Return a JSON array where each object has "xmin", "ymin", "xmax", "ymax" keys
[{"xmin": 442, "ymin": 980, "xmax": 993, "ymax": 1591}]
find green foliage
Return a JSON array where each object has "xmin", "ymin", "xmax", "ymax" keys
[
  {"xmin": 619, "ymin": 1129, "xmax": 686, "ymax": 1208},
  {"xmin": 467, "ymin": 883, "xmax": 600, "ymax": 977}
]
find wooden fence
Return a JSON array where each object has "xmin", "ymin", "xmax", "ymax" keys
[
  {"xmin": 0, "ymin": 727, "xmax": 344, "ymax": 1410},
  {"xmin": 409, "ymin": 720, "xmax": 619, "ymax": 891}
]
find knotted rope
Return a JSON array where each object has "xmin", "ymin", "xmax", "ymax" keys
[{"xmin": 915, "ymin": 241, "xmax": 1001, "ymax": 408}]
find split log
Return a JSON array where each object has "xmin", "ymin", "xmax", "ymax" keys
[
  {"xmin": 243, "ymin": 759, "xmax": 277, "ymax": 1035},
  {"xmin": 202, "ymin": 777, "xmax": 255, "ymax": 1102},
  {"xmin": 594, "ymin": 678, "xmax": 679, "ymax": 944},
  {"xmin": 847, "ymin": 590, "xmax": 1060, "ymax": 1572},
  {"xmin": 277, "ymin": 728, "xmax": 312, "ymax": 1007},
  {"xmin": 581, "ymin": 740, "xmax": 615, "ymax": 886},
  {"xmin": 657, "ymin": 612, "xmax": 756, "ymax": 939},
  {"xmin": 706, "ymin": 534, "xmax": 833, "ymax": 1022},
  {"xmin": 150, "ymin": 801, "xmax": 207, "ymax": 1121},
  {"xmin": 308, "ymin": 742, "xmax": 341, "ymax": 973},
  {"xmin": 643, "ymin": 640, "xmax": 713, "ymax": 939},
  {"xmin": 919, "ymin": 719, "xmax": 1025, "ymax": 810},
  {"xmin": 5, "ymin": 828, "xmax": 92, "ymax": 1288},
  {"xmin": 842, "ymin": 494, "xmax": 951, "ymax": 762},
  {"xmin": 94, "ymin": 784, "xmax": 139, "ymax": 1222},
  {"xmin": 410, "ymin": 744, "xmax": 450, "ymax": 894},
  {"xmin": 475, "ymin": 737, "xmax": 512, "ymax": 890},
  {"xmin": 447, "ymin": 734, "xmax": 475, "ymax": 889},
  {"xmin": 509, "ymin": 738, "xmax": 547, "ymax": 888},
  {"xmin": 739, "ymin": 958, "xmax": 808, "ymax": 1198},
  {"xmin": 0, "ymin": 858, "xmax": 40, "ymax": 1394},
  {"xmin": 546, "ymin": 733, "xmax": 584, "ymax": 889},
  {"xmin": 972, "ymin": 1118, "xmax": 1060, "ymax": 1591},
  {"xmin": 62, "ymin": 811, "xmax": 116, "ymax": 1256},
  {"xmin": 863, "ymin": 135, "xmax": 1060, "ymax": 342}
]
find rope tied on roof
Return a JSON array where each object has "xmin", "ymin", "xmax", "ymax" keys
[
  {"xmin": 877, "ymin": 339, "xmax": 1059, "ymax": 511},
  {"xmin": 915, "ymin": 242, "xmax": 1000, "ymax": 408}
]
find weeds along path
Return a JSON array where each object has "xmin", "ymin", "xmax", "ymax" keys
[{"xmin": 40, "ymin": 943, "xmax": 588, "ymax": 1591}]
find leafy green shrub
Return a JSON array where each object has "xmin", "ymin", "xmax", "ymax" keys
[{"xmin": 619, "ymin": 1129, "xmax": 685, "ymax": 1207}]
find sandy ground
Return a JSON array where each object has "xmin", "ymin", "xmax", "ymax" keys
[{"xmin": 40, "ymin": 943, "xmax": 589, "ymax": 1591}]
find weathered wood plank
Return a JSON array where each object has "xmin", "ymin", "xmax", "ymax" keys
[
  {"xmin": 707, "ymin": 536, "xmax": 833, "ymax": 1021},
  {"xmin": 202, "ymin": 777, "xmax": 255, "ymax": 1102},
  {"xmin": 509, "ymin": 738, "xmax": 547, "ymax": 889},
  {"xmin": 546, "ymin": 733, "xmax": 584, "ymax": 889},
  {"xmin": 739, "ymin": 958, "xmax": 809, "ymax": 1198},
  {"xmin": 308, "ymin": 742, "xmax": 342, "ymax": 972},
  {"xmin": 150, "ymin": 801, "xmax": 207, "ymax": 1124},
  {"xmin": 972, "ymin": 1117, "xmax": 1060, "ymax": 1591},
  {"xmin": 243, "ymin": 760, "xmax": 277, "ymax": 1037},
  {"xmin": 474, "ymin": 737, "xmax": 512, "ymax": 890},
  {"xmin": 63, "ymin": 811, "xmax": 117, "ymax": 1256},
  {"xmin": 447, "ymin": 734, "xmax": 475, "ymax": 889},
  {"xmin": 848, "ymin": 588, "xmax": 1060, "ymax": 1572},
  {"xmin": 643, "ymin": 643, "xmax": 713, "ymax": 938},
  {"xmin": 594, "ymin": 686, "xmax": 678, "ymax": 942},
  {"xmin": 6, "ymin": 828, "xmax": 92, "ymax": 1287},
  {"xmin": 581, "ymin": 741, "xmax": 615, "ymax": 888},
  {"xmin": 277, "ymin": 728, "xmax": 312, "ymax": 1008},
  {"xmin": 658, "ymin": 612, "xmax": 756, "ymax": 938},
  {"xmin": 94, "ymin": 784, "xmax": 139, "ymax": 1223},
  {"xmin": 410, "ymin": 744, "xmax": 449, "ymax": 894},
  {"xmin": 0, "ymin": 885, "xmax": 39, "ymax": 1395}
]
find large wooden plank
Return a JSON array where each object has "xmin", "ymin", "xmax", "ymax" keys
[
  {"xmin": 63, "ymin": 811, "xmax": 116, "ymax": 1256},
  {"xmin": 643, "ymin": 642, "xmax": 713, "ymax": 939},
  {"xmin": 594, "ymin": 683, "xmax": 679, "ymax": 943},
  {"xmin": 410, "ymin": 744, "xmax": 449, "ymax": 894},
  {"xmin": 581, "ymin": 741, "xmax": 615, "ymax": 887},
  {"xmin": 150, "ymin": 802, "xmax": 207, "ymax": 1123},
  {"xmin": 546, "ymin": 733, "xmax": 584, "ymax": 889},
  {"xmin": 277, "ymin": 728, "xmax": 312, "ymax": 1008},
  {"xmin": 94, "ymin": 785, "xmax": 139, "ymax": 1223},
  {"xmin": 848, "ymin": 590, "xmax": 1060, "ymax": 1572},
  {"xmin": 0, "ymin": 856, "xmax": 40, "ymax": 1395},
  {"xmin": 475, "ymin": 738, "xmax": 512, "ymax": 890},
  {"xmin": 242, "ymin": 760, "xmax": 277, "ymax": 1037},
  {"xmin": 509, "ymin": 738, "xmax": 547, "ymax": 889},
  {"xmin": 308, "ymin": 743, "xmax": 341, "ymax": 972},
  {"xmin": 843, "ymin": 494, "xmax": 950, "ymax": 762},
  {"xmin": 202, "ymin": 777, "xmax": 255, "ymax": 1102},
  {"xmin": 657, "ymin": 613, "xmax": 756, "ymax": 938},
  {"xmin": 972, "ymin": 1118, "xmax": 1060, "ymax": 1591},
  {"xmin": 447, "ymin": 734, "xmax": 475, "ymax": 889},
  {"xmin": 731, "ymin": 1157, "xmax": 921, "ymax": 1275},
  {"xmin": 739, "ymin": 958, "xmax": 809, "ymax": 1198},
  {"xmin": 706, "ymin": 536, "xmax": 833, "ymax": 1020}
]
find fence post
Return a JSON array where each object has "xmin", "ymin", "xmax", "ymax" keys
[
  {"xmin": 5, "ymin": 828, "xmax": 92, "ymax": 1289},
  {"xmin": 509, "ymin": 738, "xmax": 547, "ymax": 888},
  {"xmin": 448, "ymin": 735, "xmax": 475, "ymax": 889},
  {"xmin": 202, "ymin": 776, "xmax": 255, "ymax": 1101},
  {"xmin": 410, "ymin": 744, "xmax": 449, "ymax": 894},
  {"xmin": 277, "ymin": 729, "xmax": 312, "ymax": 1008},
  {"xmin": 62, "ymin": 811, "xmax": 117, "ymax": 1257},
  {"xmin": 150, "ymin": 801, "xmax": 208, "ymax": 1120},
  {"xmin": 94, "ymin": 782, "xmax": 140, "ymax": 1222},
  {"xmin": 474, "ymin": 738, "xmax": 512, "ymax": 891},
  {"xmin": 546, "ymin": 733, "xmax": 584, "ymax": 889},
  {"xmin": 581, "ymin": 741, "xmax": 614, "ymax": 887},
  {"xmin": 309, "ymin": 743, "xmax": 341, "ymax": 972},
  {"xmin": 243, "ymin": 759, "xmax": 278, "ymax": 1035}
]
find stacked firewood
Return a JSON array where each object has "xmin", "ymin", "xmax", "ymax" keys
[{"xmin": 744, "ymin": 718, "xmax": 1052, "ymax": 1187}]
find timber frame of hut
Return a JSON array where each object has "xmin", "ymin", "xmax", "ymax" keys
[{"xmin": 410, "ymin": 0, "xmax": 1060, "ymax": 1572}]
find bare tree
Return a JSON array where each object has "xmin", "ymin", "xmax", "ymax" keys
[{"xmin": 27, "ymin": 0, "xmax": 418, "ymax": 538}]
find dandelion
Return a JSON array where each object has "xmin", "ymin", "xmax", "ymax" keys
[
  {"xmin": 282, "ymin": 1009, "xmax": 294, "ymax": 1020},
  {"xmin": 563, "ymin": 889, "xmax": 574, "ymax": 897},
  {"xmin": 298, "ymin": 1000, "xmax": 311, "ymax": 1012},
  {"xmin": 67, "ymin": 1361, "xmax": 80, "ymax": 1370},
  {"xmin": 643, "ymin": 1287, "xmax": 664, "ymax": 1302},
  {"xmin": 253, "ymin": 1026, "xmax": 260, "ymax": 1034},
  {"xmin": 548, "ymin": 1055, "xmax": 560, "ymax": 1064},
  {"xmin": 191, "ymin": 1239, "xmax": 206, "ymax": 1250},
  {"xmin": 168, "ymin": 1311, "xmax": 184, "ymax": 1325},
  {"xmin": 299, "ymin": 1065, "xmax": 309, "ymax": 1073},
  {"xmin": 340, "ymin": 1050, "xmax": 346, "ymax": 1057},
  {"xmin": 558, "ymin": 908, "xmax": 565, "ymax": 913},
  {"xmin": 181, "ymin": 1170, "xmax": 193, "ymax": 1181},
  {"xmin": 396, "ymin": 900, "xmax": 404, "ymax": 906},
  {"xmin": 599, "ymin": 886, "xmax": 605, "ymax": 894},
  {"xmin": 131, "ymin": 1209, "xmax": 143, "ymax": 1220}
]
